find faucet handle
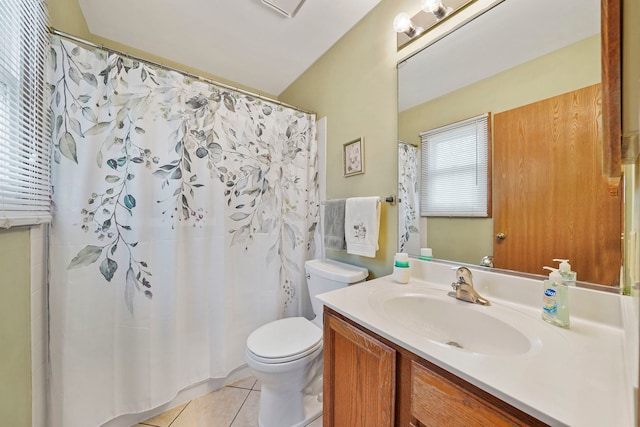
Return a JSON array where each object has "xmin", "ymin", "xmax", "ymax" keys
[{"xmin": 453, "ymin": 266, "xmax": 474, "ymax": 286}]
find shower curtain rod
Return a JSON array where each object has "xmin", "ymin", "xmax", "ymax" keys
[{"xmin": 49, "ymin": 28, "xmax": 316, "ymax": 116}]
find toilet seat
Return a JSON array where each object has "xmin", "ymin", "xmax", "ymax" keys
[{"xmin": 247, "ymin": 317, "xmax": 322, "ymax": 364}]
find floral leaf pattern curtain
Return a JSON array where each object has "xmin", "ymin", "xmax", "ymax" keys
[
  {"xmin": 398, "ymin": 142, "xmax": 420, "ymax": 253},
  {"xmin": 48, "ymin": 36, "xmax": 318, "ymax": 427}
]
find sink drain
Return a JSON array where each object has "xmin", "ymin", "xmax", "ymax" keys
[{"xmin": 446, "ymin": 341, "xmax": 463, "ymax": 348}]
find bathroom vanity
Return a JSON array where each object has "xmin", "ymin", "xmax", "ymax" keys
[{"xmin": 317, "ymin": 260, "xmax": 637, "ymax": 426}]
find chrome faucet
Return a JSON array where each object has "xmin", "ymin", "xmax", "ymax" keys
[{"xmin": 448, "ymin": 267, "xmax": 491, "ymax": 306}]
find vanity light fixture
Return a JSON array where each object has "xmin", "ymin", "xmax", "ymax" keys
[
  {"xmin": 393, "ymin": 12, "xmax": 423, "ymax": 38},
  {"xmin": 393, "ymin": 0, "xmax": 476, "ymax": 50}
]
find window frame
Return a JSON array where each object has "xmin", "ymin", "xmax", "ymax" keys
[{"xmin": 419, "ymin": 113, "xmax": 492, "ymax": 218}]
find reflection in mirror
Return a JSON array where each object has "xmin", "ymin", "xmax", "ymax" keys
[
  {"xmin": 397, "ymin": 0, "xmax": 626, "ymax": 289},
  {"xmin": 398, "ymin": 141, "xmax": 420, "ymax": 254}
]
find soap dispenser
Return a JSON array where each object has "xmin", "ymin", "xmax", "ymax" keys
[
  {"xmin": 393, "ymin": 252, "xmax": 411, "ymax": 284},
  {"xmin": 541, "ymin": 267, "xmax": 570, "ymax": 328},
  {"xmin": 553, "ymin": 258, "xmax": 577, "ymax": 286}
]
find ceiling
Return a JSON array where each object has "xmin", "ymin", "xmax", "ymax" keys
[
  {"xmin": 398, "ymin": 0, "xmax": 600, "ymax": 111},
  {"xmin": 78, "ymin": 0, "xmax": 382, "ymax": 96}
]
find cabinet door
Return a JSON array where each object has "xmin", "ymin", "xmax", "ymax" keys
[
  {"xmin": 411, "ymin": 361, "xmax": 544, "ymax": 427},
  {"xmin": 323, "ymin": 310, "xmax": 396, "ymax": 427}
]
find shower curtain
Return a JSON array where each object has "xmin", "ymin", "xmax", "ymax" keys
[
  {"xmin": 398, "ymin": 142, "xmax": 420, "ymax": 254},
  {"xmin": 47, "ymin": 36, "xmax": 318, "ymax": 427}
]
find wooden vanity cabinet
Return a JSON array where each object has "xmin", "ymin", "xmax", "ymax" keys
[
  {"xmin": 324, "ymin": 308, "xmax": 548, "ymax": 427},
  {"xmin": 323, "ymin": 308, "xmax": 396, "ymax": 427},
  {"xmin": 409, "ymin": 361, "xmax": 545, "ymax": 427}
]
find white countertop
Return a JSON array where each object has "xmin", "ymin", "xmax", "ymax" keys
[{"xmin": 317, "ymin": 259, "xmax": 636, "ymax": 426}]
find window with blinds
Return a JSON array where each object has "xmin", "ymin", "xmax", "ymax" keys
[
  {"xmin": 420, "ymin": 113, "xmax": 491, "ymax": 217},
  {"xmin": 0, "ymin": 0, "xmax": 51, "ymax": 228}
]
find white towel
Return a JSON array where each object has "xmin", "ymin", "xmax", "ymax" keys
[{"xmin": 345, "ymin": 196, "xmax": 381, "ymax": 258}]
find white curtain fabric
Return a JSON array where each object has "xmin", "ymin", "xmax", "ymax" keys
[
  {"xmin": 398, "ymin": 142, "xmax": 420, "ymax": 254},
  {"xmin": 47, "ymin": 37, "xmax": 318, "ymax": 427}
]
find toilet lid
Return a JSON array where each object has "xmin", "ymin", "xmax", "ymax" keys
[{"xmin": 247, "ymin": 317, "xmax": 322, "ymax": 363}]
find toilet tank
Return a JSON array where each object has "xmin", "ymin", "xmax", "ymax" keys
[{"xmin": 305, "ymin": 258, "xmax": 368, "ymax": 326}]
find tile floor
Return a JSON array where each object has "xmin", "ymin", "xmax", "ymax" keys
[{"xmin": 133, "ymin": 376, "xmax": 323, "ymax": 427}]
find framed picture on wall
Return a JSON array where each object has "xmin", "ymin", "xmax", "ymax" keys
[{"xmin": 343, "ymin": 137, "xmax": 364, "ymax": 177}]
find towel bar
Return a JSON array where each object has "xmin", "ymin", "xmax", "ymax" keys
[{"xmin": 321, "ymin": 196, "xmax": 395, "ymax": 205}]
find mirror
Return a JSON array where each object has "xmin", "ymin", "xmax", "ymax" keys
[{"xmin": 397, "ymin": 0, "xmax": 626, "ymax": 290}]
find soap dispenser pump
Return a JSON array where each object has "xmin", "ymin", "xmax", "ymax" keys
[
  {"xmin": 541, "ymin": 267, "xmax": 570, "ymax": 328},
  {"xmin": 553, "ymin": 258, "xmax": 577, "ymax": 285}
]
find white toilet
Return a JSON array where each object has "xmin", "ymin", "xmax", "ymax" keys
[{"xmin": 245, "ymin": 258, "xmax": 368, "ymax": 427}]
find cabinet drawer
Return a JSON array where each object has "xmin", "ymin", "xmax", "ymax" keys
[{"xmin": 410, "ymin": 361, "xmax": 544, "ymax": 427}]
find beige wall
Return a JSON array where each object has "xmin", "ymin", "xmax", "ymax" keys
[
  {"xmin": 0, "ymin": 228, "xmax": 31, "ymax": 427},
  {"xmin": 280, "ymin": 0, "xmax": 417, "ymax": 277},
  {"xmin": 398, "ymin": 35, "xmax": 600, "ymax": 264}
]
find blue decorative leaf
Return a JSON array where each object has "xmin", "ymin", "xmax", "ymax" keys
[
  {"xmin": 59, "ymin": 132, "xmax": 78, "ymax": 164},
  {"xmin": 124, "ymin": 194, "xmax": 136, "ymax": 209},
  {"xmin": 82, "ymin": 72, "xmax": 98, "ymax": 88},
  {"xmin": 81, "ymin": 107, "xmax": 97, "ymax": 123},
  {"xmin": 99, "ymin": 257, "xmax": 118, "ymax": 282},
  {"xmin": 85, "ymin": 122, "xmax": 111, "ymax": 136},
  {"xmin": 171, "ymin": 168, "xmax": 182, "ymax": 179},
  {"xmin": 68, "ymin": 67, "xmax": 81, "ymax": 85},
  {"xmin": 196, "ymin": 147, "xmax": 208, "ymax": 158},
  {"xmin": 153, "ymin": 169, "xmax": 170, "ymax": 178},
  {"xmin": 107, "ymin": 159, "xmax": 118, "ymax": 170},
  {"xmin": 69, "ymin": 118, "xmax": 84, "ymax": 137},
  {"xmin": 68, "ymin": 245, "xmax": 103, "ymax": 269}
]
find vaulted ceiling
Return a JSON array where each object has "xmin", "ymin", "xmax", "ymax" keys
[{"xmin": 78, "ymin": 0, "xmax": 383, "ymax": 96}]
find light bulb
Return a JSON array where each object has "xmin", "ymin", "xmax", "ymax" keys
[
  {"xmin": 393, "ymin": 12, "xmax": 422, "ymax": 38},
  {"xmin": 393, "ymin": 12, "xmax": 413, "ymax": 33},
  {"xmin": 421, "ymin": 0, "xmax": 450, "ymax": 19},
  {"xmin": 421, "ymin": 0, "xmax": 442, "ymax": 13}
]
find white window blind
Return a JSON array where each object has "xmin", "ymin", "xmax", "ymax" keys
[
  {"xmin": 0, "ymin": 0, "xmax": 51, "ymax": 228},
  {"xmin": 420, "ymin": 113, "xmax": 490, "ymax": 217}
]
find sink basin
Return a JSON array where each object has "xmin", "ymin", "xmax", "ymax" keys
[{"xmin": 379, "ymin": 293, "xmax": 532, "ymax": 356}]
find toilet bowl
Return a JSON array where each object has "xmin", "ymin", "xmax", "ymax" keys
[{"xmin": 245, "ymin": 258, "xmax": 368, "ymax": 427}]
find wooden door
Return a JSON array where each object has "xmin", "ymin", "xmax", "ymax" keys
[
  {"xmin": 323, "ymin": 310, "xmax": 396, "ymax": 427},
  {"xmin": 493, "ymin": 84, "xmax": 621, "ymax": 286}
]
